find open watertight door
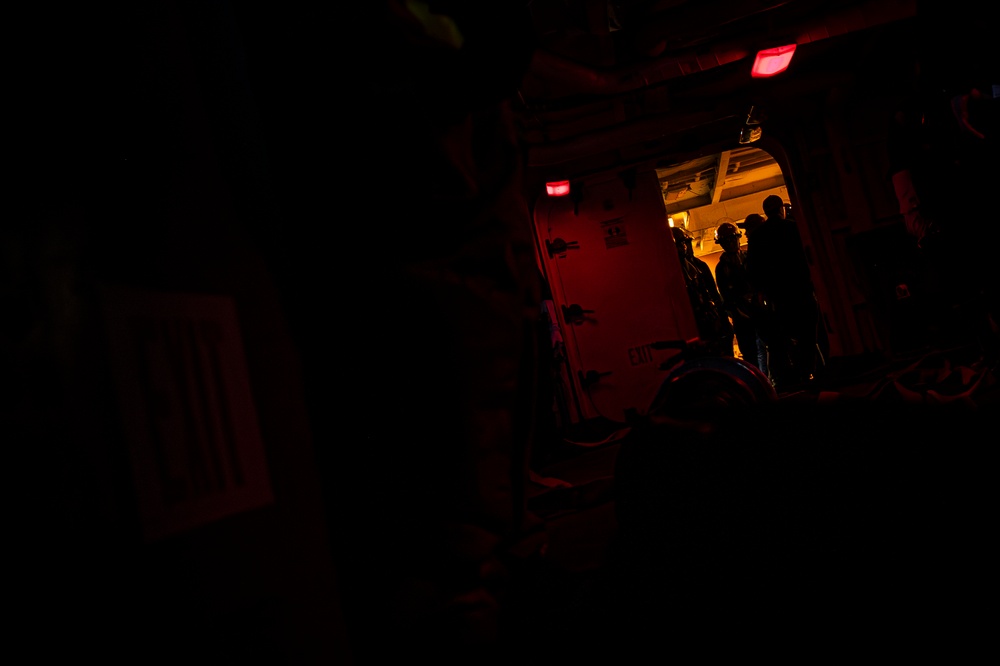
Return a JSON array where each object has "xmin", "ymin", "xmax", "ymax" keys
[{"xmin": 534, "ymin": 170, "xmax": 698, "ymax": 424}]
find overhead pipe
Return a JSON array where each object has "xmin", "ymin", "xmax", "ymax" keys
[
  {"xmin": 526, "ymin": 107, "xmax": 745, "ymax": 168},
  {"xmin": 523, "ymin": 39, "xmax": 750, "ymax": 100},
  {"xmin": 632, "ymin": 0, "xmax": 803, "ymax": 57}
]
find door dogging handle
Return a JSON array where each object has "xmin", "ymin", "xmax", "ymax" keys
[
  {"xmin": 562, "ymin": 303, "xmax": 595, "ymax": 325},
  {"xmin": 546, "ymin": 238, "xmax": 580, "ymax": 257},
  {"xmin": 578, "ymin": 369, "xmax": 612, "ymax": 388}
]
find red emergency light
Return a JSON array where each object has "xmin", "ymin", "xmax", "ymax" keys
[
  {"xmin": 546, "ymin": 180, "xmax": 571, "ymax": 197},
  {"xmin": 751, "ymin": 44, "xmax": 797, "ymax": 78}
]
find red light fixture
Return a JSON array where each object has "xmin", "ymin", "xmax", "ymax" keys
[
  {"xmin": 546, "ymin": 180, "xmax": 571, "ymax": 197},
  {"xmin": 751, "ymin": 44, "xmax": 797, "ymax": 78}
]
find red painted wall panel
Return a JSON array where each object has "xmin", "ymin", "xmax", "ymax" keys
[{"xmin": 535, "ymin": 171, "xmax": 698, "ymax": 423}]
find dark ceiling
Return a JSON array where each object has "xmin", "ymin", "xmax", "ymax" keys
[
  {"xmin": 12, "ymin": 1, "xmax": 984, "ymax": 228},
  {"xmin": 513, "ymin": 0, "xmax": 928, "ymax": 186}
]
